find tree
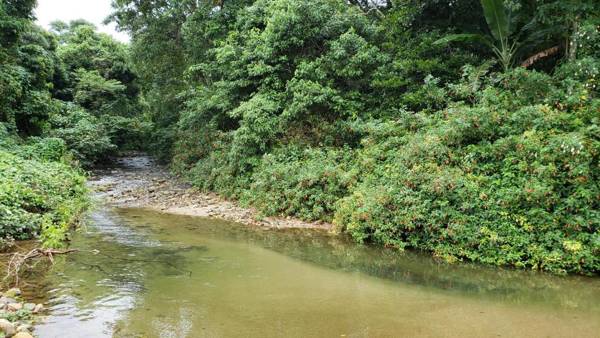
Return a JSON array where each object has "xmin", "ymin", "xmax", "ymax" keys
[
  {"xmin": 536, "ymin": 0, "xmax": 599, "ymax": 61},
  {"xmin": 434, "ymin": 0, "xmax": 555, "ymax": 71},
  {"xmin": 53, "ymin": 21, "xmax": 140, "ymax": 116}
]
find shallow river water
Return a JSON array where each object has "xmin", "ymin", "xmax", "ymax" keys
[{"xmin": 28, "ymin": 207, "xmax": 600, "ymax": 337}]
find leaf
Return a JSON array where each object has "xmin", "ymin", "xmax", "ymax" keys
[
  {"xmin": 433, "ymin": 33, "xmax": 495, "ymax": 49},
  {"xmin": 481, "ymin": 0, "xmax": 509, "ymax": 42}
]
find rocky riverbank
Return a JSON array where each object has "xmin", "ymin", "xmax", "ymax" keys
[
  {"xmin": 0, "ymin": 288, "xmax": 43, "ymax": 338},
  {"xmin": 89, "ymin": 155, "xmax": 333, "ymax": 230}
]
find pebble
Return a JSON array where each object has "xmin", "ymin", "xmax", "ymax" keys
[
  {"xmin": 99, "ymin": 156, "xmax": 333, "ymax": 230},
  {"xmin": 33, "ymin": 304, "xmax": 44, "ymax": 313},
  {"xmin": 8, "ymin": 303, "xmax": 22, "ymax": 311},
  {"xmin": 23, "ymin": 303, "xmax": 36, "ymax": 311}
]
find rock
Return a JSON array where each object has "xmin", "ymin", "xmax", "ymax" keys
[
  {"xmin": 33, "ymin": 304, "xmax": 44, "ymax": 313},
  {"xmin": 0, "ymin": 297, "xmax": 16, "ymax": 305},
  {"xmin": 7, "ymin": 303, "xmax": 22, "ymax": 311},
  {"xmin": 16, "ymin": 324, "xmax": 32, "ymax": 333},
  {"xmin": 4, "ymin": 288, "xmax": 21, "ymax": 298},
  {"xmin": 0, "ymin": 297, "xmax": 16, "ymax": 306},
  {"xmin": 0, "ymin": 318, "xmax": 16, "ymax": 336},
  {"xmin": 23, "ymin": 303, "xmax": 35, "ymax": 312},
  {"xmin": 13, "ymin": 332, "xmax": 34, "ymax": 338}
]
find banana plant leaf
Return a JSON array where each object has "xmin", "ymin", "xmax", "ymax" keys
[{"xmin": 481, "ymin": 0, "xmax": 509, "ymax": 42}]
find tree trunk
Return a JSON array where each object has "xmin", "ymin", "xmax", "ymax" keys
[
  {"xmin": 521, "ymin": 46, "xmax": 561, "ymax": 68},
  {"xmin": 567, "ymin": 15, "xmax": 580, "ymax": 61}
]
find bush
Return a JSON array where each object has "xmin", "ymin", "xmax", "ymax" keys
[
  {"xmin": 17, "ymin": 137, "xmax": 69, "ymax": 162},
  {"xmin": 45, "ymin": 104, "xmax": 115, "ymax": 166},
  {"xmin": 0, "ymin": 149, "xmax": 88, "ymax": 246},
  {"xmin": 185, "ymin": 133, "xmax": 255, "ymax": 198},
  {"xmin": 241, "ymin": 146, "xmax": 358, "ymax": 221},
  {"xmin": 99, "ymin": 114, "xmax": 153, "ymax": 151},
  {"xmin": 334, "ymin": 101, "xmax": 599, "ymax": 275}
]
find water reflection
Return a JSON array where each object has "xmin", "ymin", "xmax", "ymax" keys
[
  {"xmin": 29, "ymin": 208, "xmax": 600, "ymax": 338},
  {"xmin": 129, "ymin": 209, "xmax": 600, "ymax": 312}
]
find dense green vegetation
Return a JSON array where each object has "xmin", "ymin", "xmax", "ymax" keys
[
  {"xmin": 0, "ymin": 1, "xmax": 143, "ymax": 246},
  {"xmin": 2, "ymin": 0, "xmax": 599, "ymax": 275},
  {"xmin": 0, "ymin": 132, "xmax": 87, "ymax": 248},
  {"xmin": 111, "ymin": 0, "xmax": 599, "ymax": 275}
]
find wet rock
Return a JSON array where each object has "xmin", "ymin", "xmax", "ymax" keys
[
  {"xmin": 23, "ymin": 303, "xmax": 35, "ymax": 312},
  {"xmin": 0, "ymin": 319, "xmax": 16, "ymax": 336},
  {"xmin": 13, "ymin": 332, "xmax": 34, "ymax": 338},
  {"xmin": 33, "ymin": 304, "xmax": 44, "ymax": 313},
  {"xmin": 0, "ymin": 297, "xmax": 16, "ymax": 305},
  {"xmin": 16, "ymin": 324, "xmax": 32, "ymax": 333},
  {"xmin": 8, "ymin": 303, "xmax": 22, "ymax": 311}
]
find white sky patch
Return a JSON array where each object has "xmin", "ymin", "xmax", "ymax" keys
[{"xmin": 35, "ymin": 0, "xmax": 130, "ymax": 43}]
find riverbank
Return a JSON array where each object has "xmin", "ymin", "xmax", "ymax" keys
[
  {"xmin": 89, "ymin": 155, "xmax": 333, "ymax": 230},
  {"xmin": 0, "ymin": 287, "xmax": 42, "ymax": 338}
]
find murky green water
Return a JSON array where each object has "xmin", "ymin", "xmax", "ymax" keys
[{"xmin": 30, "ymin": 208, "xmax": 600, "ymax": 337}]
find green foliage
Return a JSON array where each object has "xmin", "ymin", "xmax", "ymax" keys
[
  {"xmin": 241, "ymin": 146, "xmax": 358, "ymax": 221},
  {"xmin": 0, "ymin": 307, "xmax": 32, "ymax": 322},
  {"xmin": 0, "ymin": 5, "xmax": 145, "ymax": 248},
  {"xmin": 45, "ymin": 104, "xmax": 116, "ymax": 165},
  {"xmin": 54, "ymin": 21, "xmax": 141, "ymax": 118},
  {"xmin": 434, "ymin": 0, "xmax": 558, "ymax": 71},
  {"xmin": 0, "ymin": 147, "xmax": 88, "ymax": 246},
  {"xmin": 72, "ymin": 69, "xmax": 126, "ymax": 114},
  {"xmin": 173, "ymin": 0, "xmax": 385, "ymax": 173},
  {"xmin": 0, "ymin": 24, "xmax": 62, "ymax": 135},
  {"xmin": 334, "ymin": 71, "xmax": 600, "ymax": 275},
  {"xmin": 110, "ymin": 0, "xmax": 196, "ymax": 160},
  {"xmin": 0, "ymin": 0, "xmax": 36, "ymax": 61},
  {"xmin": 0, "ymin": 15, "xmax": 143, "ymax": 162},
  {"xmin": 186, "ymin": 131, "xmax": 252, "ymax": 198},
  {"xmin": 18, "ymin": 137, "xmax": 68, "ymax": 162}
]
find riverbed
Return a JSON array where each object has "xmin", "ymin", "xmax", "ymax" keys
[{"xmin": 25, "ymin": 157, "xmax": 600, "ymax": 337}]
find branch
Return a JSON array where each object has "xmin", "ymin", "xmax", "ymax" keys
[
  {"xmin": 348, "ymin": 0, "xmax": 386, "ymax": 19},
  {"xmin": 4, "ymin": 248, "xmax": 79, "ymax": 286},
  {"xmin": 521, "ymin": 46, "xmax": 560, "ymax": 68}
]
